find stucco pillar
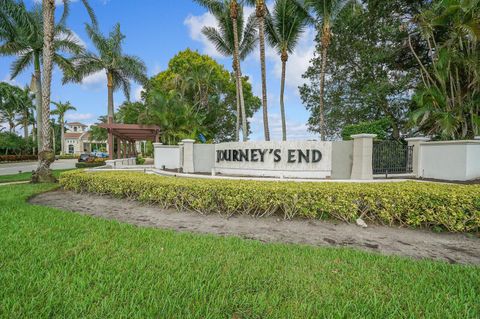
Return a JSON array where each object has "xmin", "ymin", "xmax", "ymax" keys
[
  {"xmin": 178, "ymin": 142, "xmax": 184, "ymax": 171},
  {"xmin": 181, "ymin": 139, "xmax": 195, "ymax": 173},
  {"xmin": 153, "ymin": 143, "xmax": 162, "ymax": 169},
  {"xmin": 350, "ymin": 134, "xmax": 376, "ymax": 180},
  {"xmin": 405, "ymin": 137, "xmax": 431, "ymax": 177}
]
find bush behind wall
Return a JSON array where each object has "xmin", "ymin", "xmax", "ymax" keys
[{"xmin": 60, "ymin": 171, "xmax": 480, "ymax": 232}]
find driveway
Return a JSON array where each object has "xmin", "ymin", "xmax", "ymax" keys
[{"xmin": 0, "ymin": 159, "xmax": 77, "ymax": 175}]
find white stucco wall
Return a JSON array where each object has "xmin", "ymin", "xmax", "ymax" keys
[
  {"xmin": 193, "ymin": 144, "xmax": 216, "ymax": 173},
  {"xmin": 419, "ymin": 141, "xmax": 480, "ymax": 181},
  {"xmin": 153, "ymin": 144, "xmax": 180, "ymax": 170},
  {"xmin": 214, "ymin": 141, "xmax": 333, "ymax": 178},
  {"xmin": 331, "ymin": 141, "xmax": 353, "ymax": 179}
]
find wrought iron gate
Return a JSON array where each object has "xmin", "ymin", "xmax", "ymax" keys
[{"xmin": 372, "ymin": 141, "xmax": 413, "ymax": 175}]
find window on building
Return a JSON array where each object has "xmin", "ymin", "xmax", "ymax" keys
[
  {"xmin": 68, "ymin": 145, "xmax": 74, "ymax": 154},
  {"xmin": 74, "ymin": 127, "xmax": 77, "ymax": 132}
]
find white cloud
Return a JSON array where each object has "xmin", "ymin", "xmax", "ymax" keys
[
  {"xmin": 2, "ymin": 74, "xmax": 17, "ymax": 85},
  {"xmin": 184, "ymin": 12, "xmax": 222, "ymax": 58},
  {"xmin": 134, "ymin": 86, "xmax": 143, "ymax": 101},
  {"xmin": 80, "ymin": 71, "xmax": 106, "ymax": 90},
  {"xmin": 249, "ymin": 112, "xmax": 318, "ymax": 141},
  {"xmin": 65, "ymin": 113, "xmax": 95, "ymax": 121}
]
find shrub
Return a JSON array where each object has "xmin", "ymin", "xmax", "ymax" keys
[
  {"xmin": 60, "ymin": 171, "xmax": 480, "ymax": 232},
  {"xmin": 136, "ymin": 156, "xmax": 145, "ymax": 165},
  {"xmin": 341, "ymin": 118, "xmax": 391, "ymax": 140},
  {"xmin": 75, "ymin": 161, "xmax": 106, "ymax": 169},
  {"xmin": 0, "ymin": 155, "xmax": 37, "ymax": 162}
]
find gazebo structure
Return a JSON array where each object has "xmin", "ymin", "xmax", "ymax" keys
[{"xmin": 98, "ymin": 123, "xmax": 161, "ymax": 160}]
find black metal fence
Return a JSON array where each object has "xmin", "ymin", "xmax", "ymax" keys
[{"xmin": 372, "ymin": 141, "xmax": 413, "ymax": 175}]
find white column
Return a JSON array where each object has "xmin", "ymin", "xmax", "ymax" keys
[
  {"xmin": 153, "ymin": 143, "xmax": 163, "ymax": 169},
  {"xmin": 181, "ymin": 139, "xmax": 195, "ymax": 173},
  {"xmin": 350, "ymin": 134, "xmax": 376, "ymax": 180},
  {"xmin": 405, "ymin": 137, "xmax": 431, "ymax": 177},
  {"xmin": 178, "ymin": 142, "xmax": 184, "ymax": 171}
]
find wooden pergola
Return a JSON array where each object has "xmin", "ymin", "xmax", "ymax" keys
[{"xmin": 98, "ymin": 123, "xmax": 161, "ymax": 160}]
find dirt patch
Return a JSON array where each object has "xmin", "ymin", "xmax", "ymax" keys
[{"xmin": 30, "ymin": 190, "xmax": 480, "ymax": 265}]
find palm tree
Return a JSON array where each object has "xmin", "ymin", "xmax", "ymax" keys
[
  {"xmin": 0, "ymin": 0, "xmax": 85, "ymax": 151},
  {"xmin": 15, "ymin": 86, "xmax": 35, "ymax": 140},
  {"xmin": 31, "ymin": 0, "xmax": 96, "ymax": 182},
  {"xmin": 409, "ymin": 0, "xmax": 480, "ymax": 139},
  {"xmin": 64, "ymin": 23, "xmax": 147, "ymax": 125},
  {"xmin": 245, "ymin": 0, "xmax": 270, "ymax": 141},
  {"xmin": 199, "ymin": 0, "xmax": 257, "ymax": 141},
  {"xmin": 266, "ymin": 0, "xmax": 308, "ymax": 141},
  {"xmin": 51, "ymin": 101, "xmax": 76, "ymax": 155},
  {"xmin": 0, "ymin": 83, "xmax": 19, "ymax": 133},
  {"xmin": 304, "ymin": 0, "xmax": 352, "ymax": 141}
]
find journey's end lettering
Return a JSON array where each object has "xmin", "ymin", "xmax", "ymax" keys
[{"xmin": 216, "ymin": 149, "xmax": 322, "ymax": 164}]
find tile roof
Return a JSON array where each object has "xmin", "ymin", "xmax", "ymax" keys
[
  {"xmin": 66, "ymin": 122, "xmax": 87, "ymax": 127},
  {"xmin": 64, "ymin": 133, "xmax": 82, "ymax": 139}
]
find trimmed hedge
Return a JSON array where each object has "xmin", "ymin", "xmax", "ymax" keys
[
  {"xmin": 0, "ymin": 155, "xmax": 37, "ymax": 162},
  {"xmin": 59, "ymin": 171, "xmax": 480, "ymax": 232},
  {"xmin": 75, "ymin": 162, "xmax": 106, "ymax": 169}
]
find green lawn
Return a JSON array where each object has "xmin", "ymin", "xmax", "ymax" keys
[
  {"xmin": 0, "ymin": 169, "xmax": 74, "ymax": 183},
  {"xmin": 0, "ymin": 184, "xmax": 479, "ymax": 318}
]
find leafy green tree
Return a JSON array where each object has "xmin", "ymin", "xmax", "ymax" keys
[
  {"xmin": 144, "ymin": 49, "xmax": 261, "ymax": 144},
  {"xmin": 409, "ymin": 0, "xmax": 480, "ymax": 139},
  {"xmin": 198, "ymin": 0, "xmax": 258, "ymax": 141},
  {"xmin": 14, "ymin": 86, "xmax": 35, "ymax": 140},
  {"xmin": 116, "ymin": 101, "xmax": 146, "ymax": 124},
  {"xmin": 266, "ymin": 0, "xmax": 309, "ymax": 141},
  {"xmin": 0, "ymin": 82, "xmax": 19, "ymax": 133},
  {"xmin": 64, "ymin": 23, "xmax": 147, "ymax": 124},
  {"xmin": 0, "ymin": 131, "xmax": 26, "ymax": 155},
  {"xmin": 303, "ymin": 0, "xmax": 355, "ymax": 140},
  {"xmin": 51, "ymin": 101, "xmax": 76, "ymax": 155},
  {"xmin": 300, "ymin": 0, "xmax": 427, "ymax": 139},
  {"xmin": 0, "ymin": 0, "xmax": 84, "ymax": 150}
]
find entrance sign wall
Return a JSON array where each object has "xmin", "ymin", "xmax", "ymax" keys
[{"xmin": 214, "ymin": 141, "xmax": 333, "ymax": 178}]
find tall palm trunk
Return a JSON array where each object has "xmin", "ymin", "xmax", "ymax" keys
[
  {"xmin": 256, "ymin": 0, "xmax": 270, "ymax": 141},
  {"xmin": 60, "ymin": 115, "xmax": 65, "ymax": 155},
  {"xmin": 234, "ymin": 69, "xmax": 240, "ymax": 141},
  {"xmin": 231, "ymin": 1, "xmax": 248, "ymax": 141},
  {"xmin": 318, "ymin": 23, "xmax": 331, "ymax": 142},
  {"xmin": 33, "ymin": 51, "xmax": 43, "ymax": 150},
  {"xmin": 107, "ymin": 71, "xmax": 114, "ymax": 123},
  {"xmin": 9, "ymin": 120, "xmax": 15, "ymax": 133},
  {"xmin": 23, "ymin": 110, "xmax": 29, "ymax": 139},
  {"xmin": 33, "ymin": 0, "xmax": 56, "ymax": 183},
  {"xmin": 280, "ymin": 51, "xmax": 288, "ymax": 141}
]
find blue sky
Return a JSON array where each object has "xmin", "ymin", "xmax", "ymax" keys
[{"xmin": 1, "ymin": 0, "xmax": 319, "ymax": 141}]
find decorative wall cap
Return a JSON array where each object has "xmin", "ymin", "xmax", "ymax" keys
[
  {"xmin": 420, "ymin": 140, "xmax": 480, "ymax": 145},
  {"xmin": 154, "ymin": 144, "xmax": 179, "ymax": 148},
  {"xmin": 350, "ymin": 134, "xmax": 377, "ymax": 139},
  {"xmin": 181, "ymin": 139, "xmax": 196, "ymax": 143},
  {"xmin": 405, "ymin": 137, "xmax": 431, "ymax": 142}
]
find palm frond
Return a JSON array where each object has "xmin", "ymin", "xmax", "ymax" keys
[
  {"xmin": 10, "ymin": 51, "xmax": 33, "ymax": 79},
  {"xmin": 202, "ymin": 26, "xmax": 233, "ymax": 57}
]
